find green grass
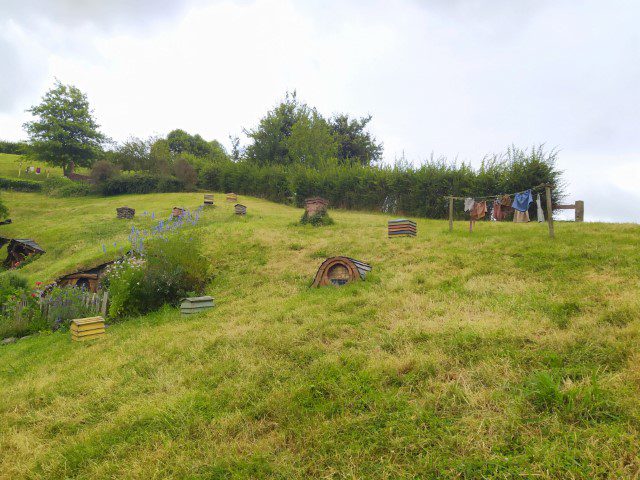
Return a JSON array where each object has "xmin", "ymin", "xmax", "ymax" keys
[{"xmin": 1, "ymin": 191, "xmax": 639, "ymax": 478}]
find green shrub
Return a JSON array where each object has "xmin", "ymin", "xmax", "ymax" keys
[
  {"xmin": 0, "ymin": 272, "xmax": 29, "ymax": 305},
  {"xmin": 0, "ymin": 140, "xmax": 27, "ymax": 155},
  {"xmin": 104, "ymin": 257, "xmax": 146, "ymax": 319},
  {"xmin": 300, "ymin": 210, "xmax": 334, "ymax": 226},
  {"xmin": 0, "ymin": 177, "xmax": 42, "ymax": 192},
  {"xmin": 43, "ymin": 285, "xmax": 98, "ymax": 329},
  {"xmin": 42, "ymin": 176, "xmax": 74, "ymax": 193},
  {"xmin": 56, "ymin": 182, "xmax": 93, "ymax": 197},
  {"xmin": 106, "ymin": 233, "xmax": 209, "ymax": 319},
  {"xmin": 99, "ymin": 173, "xmax": 185, "ymax": 196},
  {"xmin": 0, "ymin": 273, "xmax": 47, "ymax": 339},
  {"xmin": 0, "ymin": 193, "xmax": 8, "ymax": 219},
  {"xmin": 90, "ymin": 160, "xmax": 120, "ymax": 183},
  {"xmin": 40, "ymin": 177, "xmax": 93, "ymax": 197}
]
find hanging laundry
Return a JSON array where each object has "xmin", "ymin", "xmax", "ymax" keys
[
  {"xmin": 464, "ymin": 197, "xmax": 475, "ymax": 212},
  {"xmin": 493, "ymin": 199, "xmax": 503, "ymax": 221},
  {"xmin": 511, "ymin": 189, "xmax": 533, "ymax": 212},
  {"xmin": 470, "ymin": 201, "xmax": 487, "ymax": 220},
  {"xmin": 513, "ymin": 210, "xmax": 530, "ymax": 223},
  {"xmin": 500, "ymin": 195, "xmax": 512, "ymax": 207},
  {"xmin": 536, "ymin": 193, "xmax": 545, "ymax": 222}
]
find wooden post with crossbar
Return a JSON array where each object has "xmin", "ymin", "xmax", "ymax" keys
[{"xmin": 545, "ymin": 184, "xmax": 555, "ymax": 238}]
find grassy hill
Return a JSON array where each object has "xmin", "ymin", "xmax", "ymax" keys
[
  {"xmin": 0, "ymin": 153, "xmax": 87, "ymax": 181},
  {"xmin": 1, "ymin": 191, "xmax": 639, "ymax": 478}
]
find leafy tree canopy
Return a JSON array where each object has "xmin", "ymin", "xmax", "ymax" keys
[
  {"xmin": 244, "ymin": 91, "xmax": 305, "ymax": 166},
  {"xmin": 167, "ymin": 129, "xmax": 216, "ymax": 158},
  {"xmin": 244, "ymin": 91, "xmax": 383, "ymax": 167},
  {"xmin": 23, "ymin": 80, "xmax": 105, "ymax": 176},
  {"xmin": 330, "ymin": 114, "xmax": 383, "ymax": 166},
  {"xmin": 286, "ymin": 109, "xmax": 337, "ymax": 167}
]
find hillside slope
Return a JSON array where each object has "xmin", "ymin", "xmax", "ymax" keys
[{"xmin": 1, "ymin": 192, "xmax": 639, "ymax": 479}]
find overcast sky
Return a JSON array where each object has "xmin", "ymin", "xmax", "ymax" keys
[{"xmin": 1, "ymin": 0, "xmax": 639, "ymax": 222}]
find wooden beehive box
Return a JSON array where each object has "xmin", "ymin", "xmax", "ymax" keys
[
  {"xmin": 388, "ymin": 219, "xmax": 417, "ymax": 238},
  {"xmin": 305, "ymin": 197, "xmax": 329, "ymax": 216},
  {"xmin": 234, "ymin": 204, "xmax": 247, "ymax": 216},
  {"xmin": 172, "ymin": 206, "xmax": 185, "ymax": 217},
  {"xmin": 70, "ymin": 316, "xmax": 105, "ymax": 341},
  {"xmin": 204, "ymin": 193, "xmax": 215, "ymax": 206},
  {"xmin": 116, "ymin": 207, "xmax": 135, "ymax": 219},
  {"xmin": 226, "ymin": 193, "xmax": 237, "ymax": 202},
  {"xmin": 180, "ymin": 296, "xmax": 215, "ymax": 314}
]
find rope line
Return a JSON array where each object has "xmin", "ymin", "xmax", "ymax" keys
[{"xmin": 444, "ymin": 183, "xmax": 550, "ymax": 201}]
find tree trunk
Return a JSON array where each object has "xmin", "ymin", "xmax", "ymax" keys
[{"xmin": 63, "ymin": 162, "xmax": 75, "ymax": 178}]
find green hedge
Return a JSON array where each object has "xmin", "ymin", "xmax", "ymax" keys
[
  {"xmin": 0, "ymin": 140, "xmax": 26, "ymax": 155},
  {"xmin": 99, "ymin": 173, "xmax": 185, "ymax": 196},
  {"xmin": 199, "ymin": 146, "xmax": 564, "ymax": 219},
  {"xmin": 0, "ymin": 177, "xmax": 42, "ymax": 192}
]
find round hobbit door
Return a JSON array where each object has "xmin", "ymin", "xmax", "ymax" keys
[{"xmin": 327, "ymin": 263, "xmax": 350, "ymax": 286}]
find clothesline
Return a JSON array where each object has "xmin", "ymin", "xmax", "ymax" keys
[{"xmin": 444, "ymin": 183, "xmax": 550, "ymax": 201}]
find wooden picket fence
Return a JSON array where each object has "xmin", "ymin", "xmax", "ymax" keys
[{"xmin": 1, "ymin": 290, "xmax": 109, "ymax": 323}]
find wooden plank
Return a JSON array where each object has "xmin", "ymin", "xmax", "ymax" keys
[
  {"xmin": 72, "ymin": 331, "xmax": 105, "ymax": 342},
  {"xmin": 554, "ymin": 204, "xmax": 576, "ymax": 209},
  {"xmin": 71, "ymin": 323, "xmax": 105, "ymax": 333},
  {"xmin": 100, "ymin": 292, "xmax": 109, "ymax": 317}
]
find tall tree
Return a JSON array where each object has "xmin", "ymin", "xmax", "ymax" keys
[
  {"xmin": 166, "ymin": 129, "xmax": 211, "ymax": 157},
  {"xmin": 286, "ymin": 109, "xmax": 337, "ymax": 167},
  {"xmin": 23, "ymin": 80, "xmax": 105, "ymax": 176},
  {"xmin": 330, "ymin": 114, "xmax": 383, "ymax": 166},
  {"xmin": 244, "ymin": 91, "xmax": 306, "ymax": 166}
]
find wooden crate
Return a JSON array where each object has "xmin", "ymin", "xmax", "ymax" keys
[
  {"xmin": 116, "ymin": 207, "xmax": 135, "ymax": 219},
  {"xmin": 226, "ymin": 193, "xmax": 237, "ymax": 202},
  {"xmin": 71, "ymin": 316, "xmax": 105, "ymax": 341},
  {"xmin": 180, "ymin": 296, "xmax": 215, "ymax": 314},
  {"xmin": 204, "ymin": 194, "xmax": 215, "ymax": 206}
]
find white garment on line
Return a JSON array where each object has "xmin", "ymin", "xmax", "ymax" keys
[
  {"xmin": 536, "ymin": 193, "xmax": 545, "ymax": 222},
  {"xmin": 464, "ymin": 197, "xmax": 475, "ymax": 212}
]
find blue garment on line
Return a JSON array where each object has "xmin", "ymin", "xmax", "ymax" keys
[{"xmin": 511, "ymin": 189, "xmax": 533, "ymax": 212}]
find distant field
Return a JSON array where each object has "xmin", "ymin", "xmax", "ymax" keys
[
  {"xmin": 1, "ymin": 191, "xmax": 639, "ymax": 478},
  {"xmin": 0, "ymin": 153, "xmax": 87, "ymax": 181}
]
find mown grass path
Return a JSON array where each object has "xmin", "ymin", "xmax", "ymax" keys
[{"xmin": 1, "ymin": 192, "xmax": 639, "ymax": 478}]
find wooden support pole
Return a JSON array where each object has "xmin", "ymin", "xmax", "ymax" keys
[
  {"xmin": 448, "ymin": 196, "xmax": 454, "ymax": 232},
  {"xmin": 545, "ymin": 184, "xmax": 555, "ymax": 238},
  {"xmin": 575, "ymin": 200, "xmax": 584, "ymax": 222}
]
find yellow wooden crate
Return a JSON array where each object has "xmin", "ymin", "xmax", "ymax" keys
[{"xmin": 71, "ymin": 316, "xmax": 105, "ymax": 341}]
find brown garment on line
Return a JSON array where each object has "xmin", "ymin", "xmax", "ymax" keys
[
  {"xmin": 493, "ymin": 200, "xmax": 504, "ymax": 221},
  {"xmin": 500, "ymin": 195, "xmax": 512, "ymax": 207},
  {"xmin": 513, "ymin": 210, "xmax": 530, "ymax": 223},
  {"xmin": 470, "ymin": 201, "xmax": 487, "ymax": 220}
]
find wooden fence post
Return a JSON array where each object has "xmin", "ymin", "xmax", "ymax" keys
[
  {"xmin": 448, "ymin": 197, "xmax": 454, "ymax": 232},
  {"xmin": 575, "ymin": 200, "xmax": 584, "ymax": 222},
  {"xmin": 545, "ymin": 184, "xmax": 555, "ymax": 238},
  {"xmin": 100, "ymin": 291, "xmax": 109, "ymax": 317}
]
